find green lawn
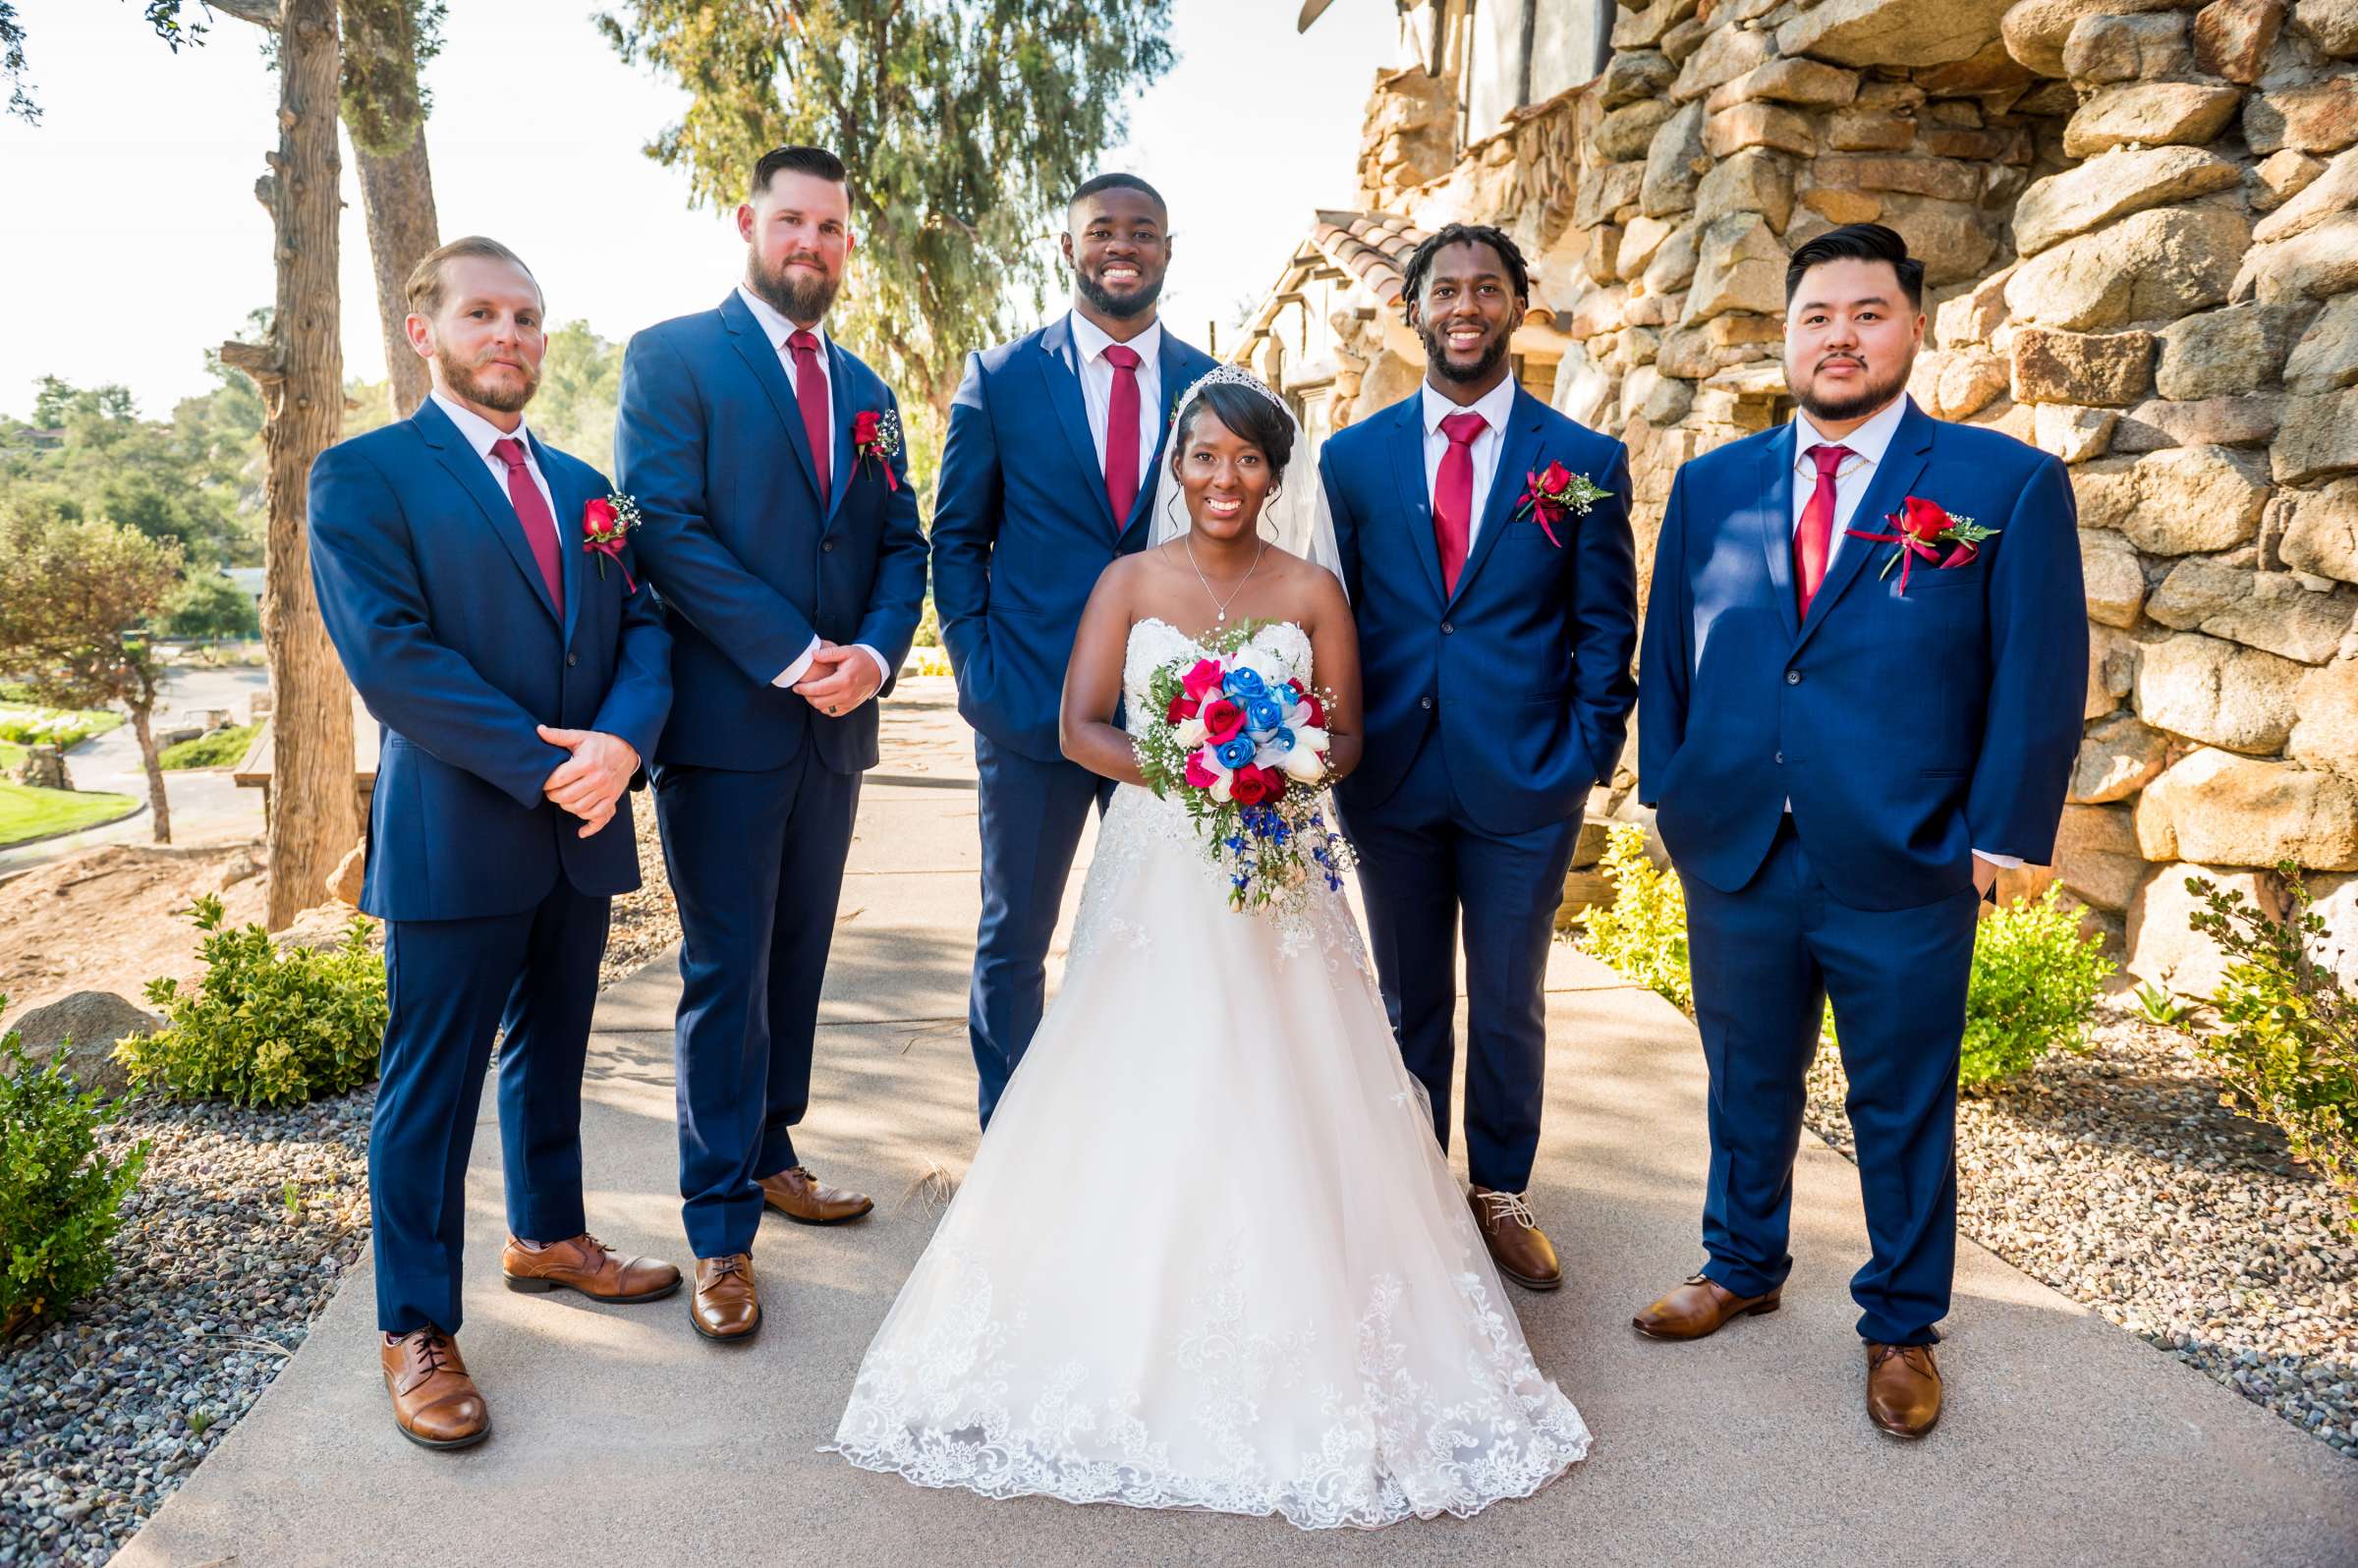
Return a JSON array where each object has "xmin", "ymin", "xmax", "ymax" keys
[
  {"xmin": 0, "ymin": 739, "xmax": 21, "ymax": 771},
  {"xmin": 0, "ymin": 780, "xmax": 140, "ymax": 849},
  {"xmin": 160, "ymin": 723, "xmax": 261, "ymax": 771}
]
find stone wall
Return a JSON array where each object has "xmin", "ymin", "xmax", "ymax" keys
[{"xmin": 1362, "ymin": 0, "xmax": 2358, "ymax": 988}]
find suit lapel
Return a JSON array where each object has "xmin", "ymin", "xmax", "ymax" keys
[
  {"xmin": 1037, "ymin": 314, "xmax": 1108, "ymax": 524},
  {"xmin": 533, "ymin": 434, "xmax": 584, "ymax": 648},
  {"xmin": 1794, "ymin": 399, "xmax": 1936, "ymax": 652},
  {"xmin": 718, "ymin": 291, "xmax": 825, "ymax": 511},
  {"xmin": 1446, "ymin": 390, "xmax": 1544, "ymax": 608},
  {"xmin": 1756, "ymin": 422, "xmax": 1801, "ymax": 644},
  {"xmin": 412, "ymin": 400, "xmax": 560, "ymax": 628},
  {"xmin": 1387, "ymin": 398, "xmax": 1445, "ymax": 605},
  {"xmin": 825, "ymin": 337, "xmax": 859, "ymax": 524}
]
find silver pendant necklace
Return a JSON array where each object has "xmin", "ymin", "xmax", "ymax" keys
[{"xmin": 1183, "ymin": 533, "xmax": 1267, "ymax": 625}]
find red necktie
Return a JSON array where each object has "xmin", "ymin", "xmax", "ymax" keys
[
  {"xmin": 1794, "ymin": 442, "xmax": 1853, "ymax": 619},
  {"xmin": 1102, "ymin": 343, "xmax": 1143, "ymax": 532},
  {"xmin": 488, "ymin": 437, "xmax": 565, "ymax": 618},
  {"xmin": 789, "ymin": 329, "xmax": 831, "ymax": 502},
  {"xmin": 1433, "ymin": 411, "xmax": 1487, "ymax": 595}
]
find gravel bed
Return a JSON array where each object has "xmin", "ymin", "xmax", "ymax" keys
[
  {"xmin": 1804, "ymin": 996, "xmax": 2357, "ymax": 1457},
  {"xmin": 599, "ymin": 791, "xmax": 679, "ymax": 990},
  {"xmin": 0, "ymin": 1091, "xmax": 373, "ymax": 1567}
]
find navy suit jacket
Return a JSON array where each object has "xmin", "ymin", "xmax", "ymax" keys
[
  {"xmin": 1638, "ymin": 398, "xmax": 2088, "ymax": 912},
  {"xmin": 1322, "ymin": 386, "xmax": 1639, "ymax": 837},
  {"xmin": 309, "ymin": 400, "xmax": 672, "ymax": 924},
  {"xmin": 929, "ymin": 312, "xmax": 1218, "ymax": 761},
  {"xmin": 614, "ymin": 293, "xmax": 926, "ymax": 775}
]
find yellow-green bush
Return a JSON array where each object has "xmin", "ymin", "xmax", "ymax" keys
[{"xmin": 1, "ymin": 1006, "xmax": 148, "ymax": 1335}]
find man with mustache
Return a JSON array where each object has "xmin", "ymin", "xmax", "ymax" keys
[
  {"xmin": 931, "ymin": 173, "xmax": 1217, "ymax": 1128},
  {"xmin": 1635, "ymin": 224, "xmax": 2086, "ymax": 1437},
  {"xmin": 616, "ymin": 145, "xmax": 926, "ymax": 1341},
  {"xmin": 309, "ymin": 236, "xmax": 677, "ymax": 1449},
  {"xmin": 1319, "ymin": 223, "xmax": 1639, "ymax": 1294}
]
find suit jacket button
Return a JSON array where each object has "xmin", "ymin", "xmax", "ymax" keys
[
  {"xmin": 822, "ymin": 539, "xmax": 836, "ymax": 553},
  {"xmin": 1774, "ymin": 751, "xmax": 1784, "ymax": 764},
  {"xmin": 1785, "ymin": 669, "xmax": 1800, "ymax": 685},
  {"xmin": 1421, "ymin": 696, "xmax": 1435, "ymax": 710},
  {"xmin": 566, "ymin": 652, "xmax": 578, "ymax": 668},
  {"xmin": 1440, "ymin": 620, "xmax": 1454, "ymax": 635}
]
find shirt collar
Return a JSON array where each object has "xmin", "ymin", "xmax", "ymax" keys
[
  {"xmin": 736, "ymin": 283, "xmax": 828, "ymax": 356},
  {"xmin": 1068, "ymin": 309, "xmax": 1161, "ymax": 368},
  {"xmin": 429, "ymin": 388, "xmax": 531, "ymax": 463},
  {"xmin": 1420, "ymin": 373, "xmax": 1518, "ymax": 438},
  {"xmin": 1792, "ymin": 393, "xmax": 1909, "ymax": 472}
]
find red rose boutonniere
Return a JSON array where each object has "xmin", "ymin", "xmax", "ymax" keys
[
  {"xmin": 1844, "ymin": 495, "xmax": 1999, "ymax": 594},
  {"xmin": 1510, "ymin": 461, "xmax": 1609, "ymax": 547},
  {"xmin": 853, "ymin": 408, "xmax": 902, "ymax": 491},
  {"xmin": 582, "ymin": 493, "xmax": 641, "ymax": 592}
]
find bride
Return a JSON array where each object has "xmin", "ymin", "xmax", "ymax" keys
[{"xmin": 825, "ymin": 368, "xmax": 1590, "ymax": 1529}]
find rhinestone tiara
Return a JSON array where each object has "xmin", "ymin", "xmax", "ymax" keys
[{"xmin": 1174, "ymin": 364, "xmax": 1289, "ymax": 417}]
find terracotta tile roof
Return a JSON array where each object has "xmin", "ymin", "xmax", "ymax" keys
[{"xmin": 1309, "ymin": 210, "xmax": 1431, "ymax": 308}]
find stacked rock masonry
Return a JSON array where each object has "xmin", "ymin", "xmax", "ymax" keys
[{"xmin": 1319, "ymin": 0, "xmax": 2358, "ymax": 991}]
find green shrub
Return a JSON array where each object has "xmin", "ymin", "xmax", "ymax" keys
[
  {"xmin": 0, "ymin": 705, "xmax": 117, "ymax": 749},
  {"xmin": 1957, "ymin": 884, "xmax": 2115, "ymax": 1085},
  {"xmin": 1572, "ymin": 823, "xmax": 1691, "ymax": 1013},
  {"xmin": 160, "ymin": 571, "xmax": 261, "ymax": 642},
  {"xmin": 159, "ymin": 723, "xmax": 260, "ymax": 771},
  {"xmin": 119, "ymin": 895, "xmax": 387, "ymax": 1107},
  {"xmin": 1, "ymin": 1003, "xmax": 149, "ymax": 1336},
  {"xmin": 2186, "ymin": 864, "xmax": 2357, "ymax": 1231}
]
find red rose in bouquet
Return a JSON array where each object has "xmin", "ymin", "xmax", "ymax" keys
[
  {"xmin": 1166, "ymin": 692, "xmax": 1201, "ymax": 723},
  {"xmin": 1203, "ymin": 698, "xmax": 1246, "ymax": 744},
  {"xmin": 1230, "ymin": 765, "xmax": 1273, "ymax": 806}
]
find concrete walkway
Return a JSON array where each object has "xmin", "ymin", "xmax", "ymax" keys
[{"xmin": 113, "ymin": 682, "xmax": 2356, "ymax": 1567}]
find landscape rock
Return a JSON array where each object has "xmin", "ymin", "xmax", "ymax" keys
[
  {"xmin": 2274, "ymin": 387, "xmax": 2358, "ymax": 484},
  {"xmin": 1642, "ymin": 100, "xmax": 1712, "ymax": 218},
  {"xmin": 2253, "ymin": 148, "xmax": 2329, "ymax": 210},
  {"xmin": 2071, "ymin": 711, "xmax": 2172, "ymax": 803},
  {"xmin": 2245, "ymin": 78, "xmax": 2358, "ymax": 156},
  {"xmin": 2012, "ymin": 146, "xmax": 2240, "ymax": 257},
  {"xmin": 270, "ymin": 903, "xmax": 384, "ymax": 955},
  {"xmin": 2053, "ymin": 802, "xmax": 2148, "ymax": 910},
  {"xmin": 1672, "ymin": 22, "xmax": 1775, "ymax": 102},
  {"xmin": 2155, "ymin": 304, "xmax": 2298, "ymax": 401},
  {"xmin": 2126, "ymin": 445, "xmax": 2272, "ymax": 554},
  {"xmin": 1937, "ymin": 345, "xmax": 2013, "ymax": 418},
  {"xmin": 2233, "ymin": 211, "xmax": 2358, "ymax": 305},
  {"xmin": 0, "ymin": 991, "xmax": 162, "ymax": 1099},
  {"xmin": 1705, "ymin": 100, "xmax": 1821, "ymax": 158},
  {"xmin": 2080, "ymin": 527, "xmax": 2149, "ymax": 626},
  {"xmin": 2192, "ymin": 0, "xmax": 2288, "ymax": 82},
  {"xmin": 2003, "ymin": 0, "xmax": 2196, "ymax": 76},
  {"xmin": 2137, "ymin": 747, "xmax": 2358, "ymax": 868},
  {"xmin": 1778, "ymin": 0, "xmax": 2021, "ymax": 66},
  {"xmin": 1600, "ymin": 47, "xmax": 1678, "ymax": 108},
  {"xmin": 2109, "ymin": 394, "xmax": 2282, "ymax": 452},
  {"xmin": 2293, "ymin": 0, "xmax": 2358, "ymax": 53},
  {"xmin": 2148, "ymin": 559, "xmax": 2358, "ymax": 661},
  {"xmin": 2283, "ymin": 292, "xmax": 2358, "ymax": 394},
  {"xmin": 2012, "ymin": 326, "xmax": 2155, "ymax": 406},
  {"xmin": 1695, "ymin": 147, "xmax": 1795, "ymax": 231},
  {"xmin": 2281, "ymin": 476, "xmax": 2358, "ymax": 583},
  {"xmin": 2133, "ymin": 631, "xmax": 2304, "ymax": 752},
  {"xmin": 2088, "ymin": 621, "xmax": 2141, "ymax": 718},
  {"xmin": 1685, "ymin": 212, "xmax": 1791, "ymax": 322},
  {"xmin": 2037, "ymin": 402, "xmax": 2120, "ymax": 462},
  {"xmin": 2124, "ymin": 862, "xmax": 2283, "ymax": 994},
  {"xmin": 2063, "ymin": 82, "xmax": 2244, "ymax": 158},
  {"xmin": 2291, "ymin": 655, "xmax": 2358, "ymax": 770},
  {"xmin": 2004, "ymin": 205, "xmax": 2247, "ymax": 332},
  {"xmin": 1599, "ymin": 97, "xmax": 1679, "ymax": 161},
  {"xmin": 1706, "ymin": 56, "xmax": 1863, "ymax": 111},
  {"xmin": 2250, "ymin": 147, "xmax": 2358, "ymax": 245}
]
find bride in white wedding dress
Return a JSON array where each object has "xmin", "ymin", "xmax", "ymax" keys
[{"xmin": 824, "ymin": 369, "xmax": 1590, "ymax": 1529}]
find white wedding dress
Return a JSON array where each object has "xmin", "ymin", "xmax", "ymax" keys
[{"xmin": 825, "ymin": 619, "xmax": 1591, "ymax": 1530}]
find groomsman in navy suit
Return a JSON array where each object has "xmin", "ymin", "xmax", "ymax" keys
[
  {"xmin": 931, "ymin": 174, "xmax": 1217, "ymax": 1128},
  {"xmin": 1320, "ymin": 224, "xmax": 1639, "ymax": 1293},
  {"xmin": 616, "ymin": 145, "xmax": 926, "ymax": 1342},
  {"xmin": 310, "ymin": 237, "xmax": 678, "ymax": 1450},
  {"xmin": 1634, "ymin": 225, "xmax": 2086, "ymax": 1438}
]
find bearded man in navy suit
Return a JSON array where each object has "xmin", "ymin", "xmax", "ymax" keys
[
  {"xmin": 1319, "ymin": 224, "xmax": 1640, "ymax": 1295},
  {"xmin": 1634, "ymin": 225, "xmax": 2086, "ymax": 1438},
  {"xmin": 311, "ymin": 237, "xmax": 678, "ymax": 1450},
  {"xmin": 616, "ymin": 145, "xmax": 926, "ymax": 1343},
  {"xmin": 930, "ymin": 174, "xmax": 1218, "ymax": 1128}
]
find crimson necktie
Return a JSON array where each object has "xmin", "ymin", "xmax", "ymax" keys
[
  {"xmin": 1794, "ymin": 442, "xmax": 1853, "ymax": 618},
  {"xmin": 1433, "ymin": 411, "xmax": 1487, "ymax": 595},
  {"xmin": 789, "ymin": 329, "xmax": 831, "ymax": 502},
  {"xmin": 488, "ymin": 437, "xmax": 565, "ymax": 618},
  {"xmin": 1102, "ymin": 343, "xmax": 1143, "ymax": 532}
]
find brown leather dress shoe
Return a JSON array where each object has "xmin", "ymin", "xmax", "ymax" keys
[
  {"xmin": 758, "ymin": 1166, "xmax": 873, "ymax": 1225},
  {"xmin": 1632, "ymin": 1273, "xmax": 1783, "ymax": 1340},
  {"xmin": 691, "ymin": 1254, "xmax": 761, "ymax": 1342},
  {"xmin": 1866, "ymin": 1342, "xmax": 1942, "ymax": 1438},
  {"xmin": 380, "ymin": 1327, "xmax": 488, "ymax": 1450},
  {"xmin": 501, "ymin": 1233, "xmax": 682, "ymax": 1304},
  {"xmin": 1468, "ymin": 1188, "xmax": 1561, "ymax": 1291}
]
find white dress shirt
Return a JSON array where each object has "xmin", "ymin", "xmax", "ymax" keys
[
  {"xmin": 1785, "ymin": 396, "xmax": 2015, "ymax": 871},
  {"xmin": 1067, "ymin": 310, "xmax": 1164, "ymax": 484},
  {"xmin": 1419, "ymin": 374, "xmax": 1520, "ymax": 545},
  {"xmin": 431, "ymin": 389, "xmax": 559, "ymax": 537},
  {"xmin": 733, "ymin": 284, "xmax": 890, "ymax": 697}
]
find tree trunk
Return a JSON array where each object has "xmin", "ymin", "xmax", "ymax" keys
[
  {"xmin": 356, "ymin": 139, "xmax": 436, "ymax": 419},
  {"xmin": 130, "ymin": 701, "xmax": 171, "ymax": 847},
  {"xmin": 227, "ymin": 0, "xmax": 361, "ymax": 930},
  {"xmin": 343, "ymin": 0, "xmax": 438, "ymax": 420}
]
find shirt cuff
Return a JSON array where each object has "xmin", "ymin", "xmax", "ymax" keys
[
  {"xmin": 773, "ymin": 634, "xmax": 823, "ymax": 689},
  {"xmin": 1972, "ymin": 850, "xmax": 2025, "ymax": 869},
  {"xmin": 856, "ymin": 644, "xmax": 892, "ymax": 687}
]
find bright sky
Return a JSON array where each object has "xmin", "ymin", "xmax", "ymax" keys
[{"xmin": 0, "ymin": 0, "xmax": 1398, "ymax": 420}]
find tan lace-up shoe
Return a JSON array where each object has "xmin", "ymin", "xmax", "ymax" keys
[
  {"xmin": 380, "ymin": 1327, "xmax": 489, "ymax": 1450},
  {"xmin": 1866, "ymin": 1342, "xmax": 1942, "ymax": 1438},
  {"xmin": 1468, "ymin": 1187, "xmax": 1561, "ymax": 1291},
  {"xmin": 501, "ymin": 1233, "xmax": 682, "ymax": 1303},
  {"xmin": 758, "ymin": 1166, "xmax": 873, "ymax": 1225},
  {"xmin": 691, "ymin": 1254, "xmax": 762, "ymax": 1342},
  {"xmin": 1632, "ymin": 1274, "xmax": 1783, "ymax": 1341}
]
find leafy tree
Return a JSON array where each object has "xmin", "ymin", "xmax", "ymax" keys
[
  {"xmin": 1, "ymin": 377, "xmax": 253, "ymax": 565},
  {"xmin": 597, "ymin": 0, "xmax": 1176, "ymax": 419},
  {"xmin": 0, "ymin": 499, "xmax": 186, "ymax": 842},
  {"xmin": 162, "ymin": 570, "xmax": 262, "ymax": 642}
]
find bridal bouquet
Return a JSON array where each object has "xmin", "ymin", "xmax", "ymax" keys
[{"xmin": 1133, "ymin": 623, "xmax": 1351, "ymax": 915}]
